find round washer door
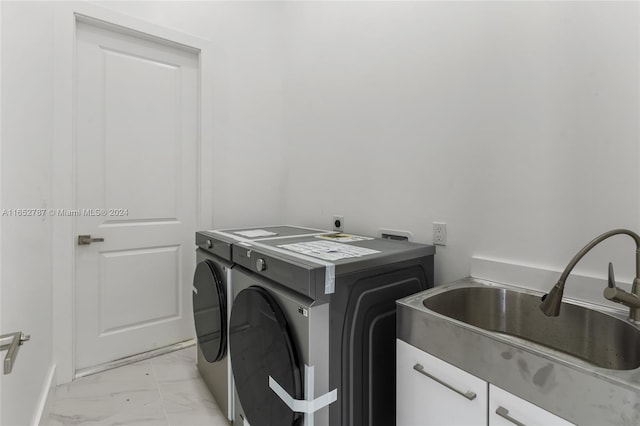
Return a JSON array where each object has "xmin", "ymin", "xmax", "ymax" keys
[
  {"xmin": 192, "ymin": 260, "xmax": 227, "ymax": 363},
  {"xmin": 229, "ymin": 286, "xmax": 303, "ymax": 426}
]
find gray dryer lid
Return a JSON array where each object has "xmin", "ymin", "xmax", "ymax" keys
[
  {"xmin": 195, "ymin": 225, "xmax": 332, "ymax": 261},
  {"xmin": 230, "ymin": 233, "xmax": 435, "ymax": 301},
  {"xmin": 234, "ymin": 233, "xmax": 435, "ymax": 273}
]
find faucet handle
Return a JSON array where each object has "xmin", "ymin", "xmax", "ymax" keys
[
  {"xmin": 608, "ymin": 262, "xmax": 616, "ymax": 289},
  {"xmin": 604, "ymin": 261, "xmax": 640, "ymax": 312}
]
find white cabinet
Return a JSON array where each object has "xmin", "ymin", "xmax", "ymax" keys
[
  {"xmin": 397, "ymin": 339, "xmax": 575, "ymax": 426},
  {"xmin": 489, "ymin": 384, "xmax": 573, "ymax": 426},
  {"xmin": 396, "ymin": 339, "xmax": 488, "ymax": 426}
]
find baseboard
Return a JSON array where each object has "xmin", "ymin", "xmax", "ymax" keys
[
  {"xmin": 32, "ymin": 364, "xmax": 56, "ymax": 426},
  {"xmin": 470, "ymin": 256, "xmax": 631, "ymax": 312},
  {"xmin": 75, "ymin": 338, "xmax": 196, "ymax": 379}
]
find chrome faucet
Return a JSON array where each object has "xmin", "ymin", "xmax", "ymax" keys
[{"xmin": 540, "ymin": 229, "xmax": 640, "ymax": 324}]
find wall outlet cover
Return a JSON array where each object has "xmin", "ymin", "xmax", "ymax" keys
[{"xmin": 433, "ymin": 222, "xmax": 447, "ymax": 246}]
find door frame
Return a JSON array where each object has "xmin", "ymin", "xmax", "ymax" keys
[{"xmin": 53, "ymin": 3, "xmax": 214, "ymax": 384}]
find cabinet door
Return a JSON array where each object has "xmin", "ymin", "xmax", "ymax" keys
[
  {"xmin": 489, "ymin": 384, "xmax": 574, "ymax": 426},
  {"xmin": 397, "ymin": 339, "xmax": 488, "ymax": 426}
]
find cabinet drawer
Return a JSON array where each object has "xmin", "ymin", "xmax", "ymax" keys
[
  {"xmin": 489, "ymin": 384, "xmax": 574, "ymax": 426},
  {"xmin": 397, "ymin": 339, "xmax": 488, "ymax": 426}
]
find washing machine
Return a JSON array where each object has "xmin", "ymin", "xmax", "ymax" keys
[
  {"xmin": 226, "ymin": 231, "xmax": 435, "ymax": 426},
  {"xmin": 193, "ymin": 226, "xmax": 333, "ymax": 421},
  {"xmin": 193, "ymin": 237, "xmax": 234, "ymax": 420},
  {"xmin": 193, "ymin": 247, "xmax": 233, "ymax": 420},
  {"xmin": 230, "ymin": 267, "xmax": 327, "ymax": 426}
]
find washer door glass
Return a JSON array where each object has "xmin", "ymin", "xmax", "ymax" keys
[
  {"xmin": 229, "ymin": 286, "xmax": 303, "ymax": 426},
  {"xmin": 192, "ymin": 260, "xmax": 227, "ymax": 362}
]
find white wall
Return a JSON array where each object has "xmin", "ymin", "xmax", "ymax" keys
[
  {"xmin": 100, "ymin": 1, "xmax": 640, "ymax": 290},
  {"xmin": 97, "ymin": 0, "xmax": 288, "ymax": 229},
  {"xmin": 1, "ymin": 2, "xmax": 56, "ymax": 425},
  {"xmin": 280, "ymin": 1, "xmax": 640, "ymax": 285}
]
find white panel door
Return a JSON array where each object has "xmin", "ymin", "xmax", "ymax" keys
[{"xmin": 74, "ymin": 20, "xmax": 198, "ymax": 371}]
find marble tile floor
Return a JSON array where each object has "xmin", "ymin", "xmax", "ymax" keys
[{"xmin": 45, "ymin": 345, "xmax": 230, "ymax": 426}]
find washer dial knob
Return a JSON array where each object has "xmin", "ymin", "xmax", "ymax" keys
[{"xmin": 256, "ymin": 258, "xmax": 267, "ymax": 272}]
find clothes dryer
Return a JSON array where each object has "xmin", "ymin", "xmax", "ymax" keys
[{"xmin": 226, "ymin": 232, "xmax": 435, "ymax": 426}]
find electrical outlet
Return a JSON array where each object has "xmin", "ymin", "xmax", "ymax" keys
[
  {"xmin": 433, "ymin": 222, "xmax": 447, "ymax": 245},
  {"xmin": 333, "ymin": 215, "xmax": 344, "ymax": 232}
]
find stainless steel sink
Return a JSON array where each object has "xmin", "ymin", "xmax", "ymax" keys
[
  {"xmin": 422, "ymin": 286, "xmax": 640, "ymax": 370},
  {"xmin": 397, "ymin": 278, "xmax": 640, "ymax": 425}
]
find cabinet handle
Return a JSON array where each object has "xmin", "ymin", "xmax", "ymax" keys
[
  {"xmin": 413, "ymin": 363, "xmax": 477, "ymax": 401},
  {"xmin": 496, "ymin": 406, "xmax": 526, "ymax": 426}
]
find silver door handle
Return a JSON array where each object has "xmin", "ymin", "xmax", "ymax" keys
[
  {"xmin": 78, "ymin": 235, "xmax": 105, "ymax": 245},
  {"xmin": 0, "ymin": 332, "xmax": 30, "ymax": 375},
  {"xmin": 413, "ymin": 363, "xmax": 477, "ymax": 401},
  {"xmin": 496, "ymin": 406, "xmax": 526, "ymax": 426}
]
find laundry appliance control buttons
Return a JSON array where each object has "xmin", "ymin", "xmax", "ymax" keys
[{"xmin": 256, "ymin": 258, "xmax": 267, "ymax": 272}]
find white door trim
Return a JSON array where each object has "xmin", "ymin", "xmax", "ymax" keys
[{"xmin": 52, "ymin": 3, "xmax": 214, "ymax": 384}]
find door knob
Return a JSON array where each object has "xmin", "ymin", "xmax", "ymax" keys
[{"xmin": 77, "ymin": 235, "xmax": 105, "ymax": 245}]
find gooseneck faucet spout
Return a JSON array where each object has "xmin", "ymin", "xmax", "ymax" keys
[{"xmin": 540, "ymin": 229, "xmax": 640, "ymax": 324}]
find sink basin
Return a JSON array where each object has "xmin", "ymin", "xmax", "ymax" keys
[
  {"xmin": 398, "ymin": 278, "xmax": 640, "ymax": 425},
  {"xmin": 422, "ymin": 286, "xmax": 640, "ymax": 370}
]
